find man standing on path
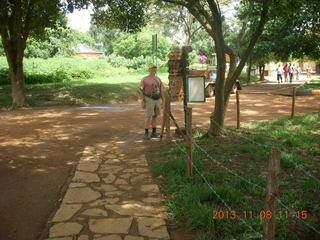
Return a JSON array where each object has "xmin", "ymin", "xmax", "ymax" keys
[{"xmin": 140, "ymin": 64, "xmax": 164, "ymax": 139}]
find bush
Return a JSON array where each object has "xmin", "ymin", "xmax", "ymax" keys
[
  {"xmin": 0, "ymin": 68, "xmax": 10, "ymax": 85},
  {"xmin": 105, "ymin": 54, "xmax": 152, "ymax": 69},
  {"xmin": 0, "ymin": 66, "xmax": 93, "ymax": 85}
]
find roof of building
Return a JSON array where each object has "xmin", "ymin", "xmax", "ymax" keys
[{"xmin": 76, "ymin": 44, "xmax": 103, "ymax": 54}]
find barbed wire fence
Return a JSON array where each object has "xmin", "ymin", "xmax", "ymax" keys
[{"xmin": 159, "ymin": 91, "xmax": 320, "ymax": 239}]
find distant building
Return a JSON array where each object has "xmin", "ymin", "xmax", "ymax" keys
[{"xmin": 74, "ymin": 44, "xmax": 103, "ymax": 57}]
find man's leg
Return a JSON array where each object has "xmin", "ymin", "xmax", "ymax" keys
[
  {"xmin": 144, "ymin": 117, "xmax": 152, "ymax": 139},
  {"xmin": 150, "ymin": 115, "xmax": 160, "ymax": 138}
]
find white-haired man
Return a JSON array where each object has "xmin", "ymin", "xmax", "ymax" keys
[{"xmin": 140, "ymin": 64, "xmax": 164, "ymax": 139}]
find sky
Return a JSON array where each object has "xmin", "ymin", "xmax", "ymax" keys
[{"xmin": 67, "ymin": 8, "xmax": 92, "ymax": 32}]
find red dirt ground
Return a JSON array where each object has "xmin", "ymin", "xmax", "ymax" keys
[{"xmin": 0, "ymin": 83, "xmax": 319, "ymax": 240}]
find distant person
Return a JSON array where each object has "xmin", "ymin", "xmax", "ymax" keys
[
  {"xmin": 306, "ymin": 65, "xmax": 312, "ymax": 79},
  {"xmin": 289, "ymin": 63, "xmax": 295, "ymax": 83},
  {"xmin": 140, "ymin": 64, "xmax": 164, "ymax": 140},
  {"xmin": 277, "ymin": 64, "xmax": 283, "ymax": 83},
  {"xmin": 295, "ymin": 66, "xmax": 301, "ymax": 81},
  {"xmin": 283, "ymin": 63, "xmax": 289, "ymax": 82}
]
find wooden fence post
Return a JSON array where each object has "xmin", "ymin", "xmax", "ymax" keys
[
  {"xmin": 186, "ymin": 107, "xmax": 193, "ymax": 175},
  {"xmin": 165, "ymin": 93, "xmax": 171, "ymax": 142},
  {"xmin": 291, "ymin": 87, "xmax": 296, "ymax": 118},
  {"xmin": 264, "ymin": 148, "xmax": 280, "ymax": 240},
  {"xmin": 236, "ymin": 90, "xmax": 240, "ymax": 129},
  {"xmin": 160, "ymin": 92, "xmax": 170, "ymax": 141}
]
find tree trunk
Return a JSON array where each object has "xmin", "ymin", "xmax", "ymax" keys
[
  {"xmin": 2, "ymin": 37, "xmax": 27, "ymax": 107},
  {"xmin": 208, "ymin": 9, "xmax": 226, "ymax": 137},
  {"xmin": 247, "ymin": 60, "xmax": 252, "ymax": 83},
  {"xmin": 9, "ymin": 57, "xmax": 26, "ymax": 107}
]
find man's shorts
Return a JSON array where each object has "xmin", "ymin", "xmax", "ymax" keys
[{"xmin": 145, "ymin": 97, "xmax": 161, "ymax": 117}]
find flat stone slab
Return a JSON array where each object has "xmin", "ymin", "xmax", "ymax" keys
[
  {"xmin": 105, "ymin": 203, "xmax": 156, "ymax": 217},
  {"xmin": 78, "ymin": 236, "xmax": 89, "ymax": 240},
  {"xmin": 124, "ymin": 236, "xmax": 144, "ymax": 240},
  {"xmin": 89, "ymin": 218, "xmax": 133, "ymax": 234},
  {"xmin": 131, "ymin": 174, "xmax": 152, "ymax": 184},
  {"xmin": 81, "ymin": 208, "xmax": 108, "ymax": 217},
  {"xmin": 114, "ymin": 179, "xmax": 128, "ymax": 185},
  {"xmin": 119, "ymin": 173, "xmax": 132, "ymax": 179},
  {"xmin": 142, "ymin": 198, "xmax": 163, "ymax": 204},
  {"xmin": 94, "ymin": 184, "xmax": 118, "ymax": 192},
  {"xmin": 94, "ymin": 235, "xmax": 122, "ymax": 240},
  {"xmin": 80, "ymin": 156, "xmax": 100, "ymax": 164},
  {"xmin": 63, "ymin": 187, "xmax": 101, "ymax": 203},
  {"xmin": 69, "ymin": 183, "xmax": 87, "ymax": 188},
  {"xmin": 137, "ymin": 217, "xmax": 169, "ymax": 239},
  {"xmin": 103, "ymin": 174, "xmax": 116, "ymax": 183},
  {"xmin": 105, "ymin": 154, "xmax": 118, "ymax": 159},
  {"xmin": 49, "ymin": 222, "xmax": 83, "ymax": 238},
  {"xmin": 141, "ymin": 185, "xmax": 160, "ymax": 193},
  {"xmin": 45, "ymin": 237, "xmax": 73, "ymax": 240},
  {"xmin": 52, "ymin": 204, "xmax": 82, "ymax": 222},
  {"xmin": 72, "ymin": 171, "xmax": 100, "ymax": 183},
  {"xmin": 77, "ymin": 163, "xmax": 99, "ymax": 172},
  {"xmin": 119, "ymin": 185, "xmax": 133, "ymax": 191}
]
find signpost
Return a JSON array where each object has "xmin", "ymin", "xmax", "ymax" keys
[{"xmin": 152, "ymin": 34, "xmax": 158, "ymax": 65}]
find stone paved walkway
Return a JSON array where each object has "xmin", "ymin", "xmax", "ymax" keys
[{"xmin": 44, "ymin": 137, "xmax": 170, "ymax": 240}]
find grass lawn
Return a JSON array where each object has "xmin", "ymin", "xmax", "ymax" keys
[
  {"xmin": 0, "ymin": 56, "xmax": 169, "ymax": 107},
  {"xmin": 148, "ymin": 113, "xmax": 320, "ymax": 240},
  {"xmin": 298, "ymin": 79, "xmax": 320, "ymax": 92}
]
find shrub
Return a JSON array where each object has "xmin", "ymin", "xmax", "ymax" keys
[
  {"xmin": 0, "ymin": 68, "xmax": 10, "ymax": 85},
  {"xmin": 0, "ymin": 66, "xmax": 93, "ymax": 85}
]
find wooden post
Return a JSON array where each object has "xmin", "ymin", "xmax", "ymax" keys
[
  {"xmin": 181, "ymin": 46, "xmax": 192, "ymax": 128},
  {"xmin": 160, "ymin": 93, "xmax": 169, "ymax": 141},
  {"xmin": 186, "ymin": 107, "xmax": 193, "ymax": 175},
  {"xmin": 264, "ymin": 148, "xmax": 280, "ymax": 240},
  {"xmin": 182, "ymin": 46, "xmax": 188, "ymax": 128},
  {"xmin": 165, "ymin": 93, "xmax": 171, "ymax": 142},
  {"xmin": 236, "ymin": 90, "xmax": 240, "ymax": 129},
  {"xmin": 291, "ymin": 87, "xmax": 296, "ymax": 118}
]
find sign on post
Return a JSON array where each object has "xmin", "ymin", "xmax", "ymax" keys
[{"xmin": 187, "ymin": 76, "xmax": 206, "ymax": 102}]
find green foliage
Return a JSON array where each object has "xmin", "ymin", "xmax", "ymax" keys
[
  {"xmin": 0, "ymin": 56, "xmax": 169, "ymax": 107},
  {"xmin": 105, "ymin": 54, "xmax": 167, "ymax": 70},
  {"xmin": 0, "ymin": 66, "xmax": 93, "ymax": 85},
  {"xmin": 112, "ymin": 29, "xmax": 170, "ymax": 60},
  {"xmin": 89, "ymin": 24, "xmax": 121, "ymax": 55},
  {"xmin": 253, "ymin": 0, "xmax": 320, "ymax": 61},
  {"xmin": 25, "ymin": 26, "xmax": 96, "ymax": 58},
  {"xmin": 153, "ymin": 113, "xmax": 320, "ymax": 239},
  {"xmin": 0, "ymin": 36, "xmax": 4, "ymax": 56},
  {"xmin": 91, "ymin": 0, "xmax": 148, "ymax": 33}
]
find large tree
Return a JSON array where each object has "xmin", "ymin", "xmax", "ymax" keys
[
  {"xmin": 0, "ymin": 0, "xmax": 147, "ymax": 107},
  {"xmin": 0, "ymin": 0, "xmax": 68, "ymax": 107},
  {"xmin": 256, "ymin": 0, "xmax": 320, "ymax": 61},
  {"xmin": 156, "ymin": 0, "xmax": 271, "ymax": 136}
]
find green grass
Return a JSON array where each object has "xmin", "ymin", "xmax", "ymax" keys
[
  {"xmin": 149, "ymin": 113, "xmax": 320, "ymax": 240},
  {"xmin": 0, "ymin": 56, "xmax": 169, "ymax": 107},
  {"xmin": 298, "ymin": 78, "xmax": 320, "ymax": 91}
]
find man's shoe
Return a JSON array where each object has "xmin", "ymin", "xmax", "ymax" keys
[
  {"xmin": 150, "ymin": 132, "xmax": 160, "ymax": 138},
  {"xmin": 143, "ymin": 133, "xmax": 150, "ymax": 140}
]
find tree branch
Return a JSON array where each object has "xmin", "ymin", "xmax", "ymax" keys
[{"xmin": 224, "ymin": 1, "xmax": 270, "ymax": 100}]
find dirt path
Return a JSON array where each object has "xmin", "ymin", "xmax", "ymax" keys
[{"xmin": 0, "ymin": 83, "xmax": 319, "ymax": 240}]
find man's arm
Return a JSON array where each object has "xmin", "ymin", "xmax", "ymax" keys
[{"xmin": 140, "ymin": 79, "xmax": 145, "ymax": 108}]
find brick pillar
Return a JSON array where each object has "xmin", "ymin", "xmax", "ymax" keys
[{"xmin": 168, "ymin": 46, "xmax": 184, "ymax": 101}]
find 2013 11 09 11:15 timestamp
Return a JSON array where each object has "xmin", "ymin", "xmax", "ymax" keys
[{"xmin": 212, "ymin": 210, "xmax": 308, "ymax": 220}]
